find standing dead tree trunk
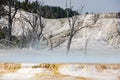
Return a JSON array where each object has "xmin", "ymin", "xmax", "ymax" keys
[
  {"xmin": 66, "ymin": 0, "xmax": 85, "ymax": 54},
  {"xmin": 84, "ymin": 27, "xmax": 90, "ymax": 55},
  {"xmin": 7, "ymin": 0, "xmax": 19, "ymax": 46},
  {"xmin": 22, "ymin": 0, "xmax": 45, "ymax": 48}
]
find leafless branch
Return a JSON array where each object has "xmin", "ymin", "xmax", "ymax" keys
[{"xmin": 66, "ymin": 0, "xmax": 87, "ymax": 54}]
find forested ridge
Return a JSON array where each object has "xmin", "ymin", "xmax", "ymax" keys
[{"xmin": 0, "ymin": 0, "xmax": 79, "ymax": 19}]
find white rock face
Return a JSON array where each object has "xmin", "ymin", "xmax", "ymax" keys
[
  {"xmin": 0, "ymin": 10, "xmax": 120, "ymax": 48},
  {"xmin": 70, "ymin": 13, "xmax": 120, "ymax": 48}
]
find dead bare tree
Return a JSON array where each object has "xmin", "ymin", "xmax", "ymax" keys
[
  {"xmin": 22, "ymin": 0, "xmax": 45, "ymax": 48},
  {"xmin": 7, "ymin": 0, "xmax": 19, "ymax": 46},
  {"xmin": 84, "ymin": 27, "xmax": 90, "ymax": 55},
  {"xmin": 50, "ymin": 38, "xmax": 53, "ymax": 51},
  {"xmin": 15, "ymin": 13, "xmax": 28, "ymax": 48},
  {"xmin": 66, "ymin": 0, "xmax": 85, "ymax": 54}
]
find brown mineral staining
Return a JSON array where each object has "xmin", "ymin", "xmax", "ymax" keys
[
  {"xmin": 119, "ymin": 76, "xmax": 120, "ymax": 80},
  {"xmin": 95, "ymin": 64, "xmax": 120, "ymax": 71},
  {"xmin": 0, "ymin": 63, "xmax": 21, "ymax": 72},
  {"xmin": 32, "ymin": 64, "xmax": 61, "ymax": 75},
  {"xmin": 0, "ymin": 63, "xmax": 119, "ymax": 80},
  {"xmin": 34, "ymin": 75, "xmax": 87, "ymax": 80}
]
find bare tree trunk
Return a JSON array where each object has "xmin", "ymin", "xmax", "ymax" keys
[
  {"xmin": 66, "ymin": 0, "xmax": 85, "ymax": 54},
  {"xmin": 67, "ymin": 30, "xmax": 74, "ymax": 54},
  {"xmin": 84, "ymin": 28, "xmax": 87, "ymax": 54},
  {"xmin": 84, "ymin": 38, "xmax": 88, "ymax": 55},
  {"xmin": 7, "ymin": 0, "xmax": 18, "ymax": 47},
  {"xmin": 50, "ymin": 39, "xmax": 53, "ymax": 51},
  {"xmin": 38, "ymin": 27, "xmax": 43, "ymax": 41},
  {"xmin": 8, "ymin": 18, "xmax": 12, "ymax": 41},
  {"xmin": 7, "ymin": 0, "xmax": 12, "ymax": 46},
  {"xmin": 84, "ymin": 27, "xmax": 89, "ymax": 55}
]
